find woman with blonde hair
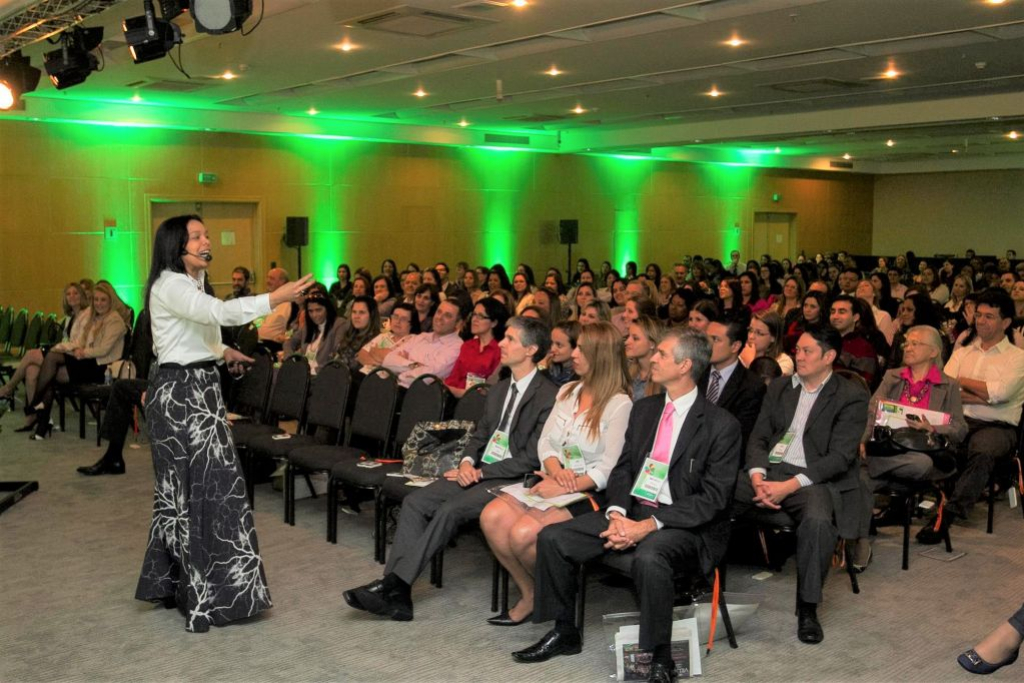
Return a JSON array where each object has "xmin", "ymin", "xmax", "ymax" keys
[
  {"xmin": 739, "ymin": 310, "xmax": 795, "ymax": 376},
  {"xmin": 24, "ymin": 281, "xmax": 127, "ymax": 438},
  {"xmin": 480, "ymin": 321, "xmax": 632, "ymax": 626},
  {"xmin": 625, "ymin": 315, "xmax": 666, "ymax": 400},
  {"xmin": 0, "ymin": 282, "xmax": 87, "ymax": 408},
  {"xmin": 578, "ymin": 300, "xmax": 611, "ymax": 326}
]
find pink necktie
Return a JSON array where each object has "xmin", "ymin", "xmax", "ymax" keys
[{"xmin": 650, "ymin": 403, "xmax": 675, "ymax": 464}]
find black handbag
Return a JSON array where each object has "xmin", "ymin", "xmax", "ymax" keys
[{"xmin": 866, "ymin": 426, "xmax": 956, "ymax": 472}]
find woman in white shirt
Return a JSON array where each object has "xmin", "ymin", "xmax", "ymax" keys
[
  {"xmin": 135, "ymin": 214, "xmax": 310, "ymax": 633},
  {"xmin": 480, "ymin": 321, "xmax": 632, "ymax": 626}
]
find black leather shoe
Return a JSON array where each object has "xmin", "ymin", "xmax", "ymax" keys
[
  {"xmin": 648, "ymin": 661, "xmax": 678, "ymax": 683},
  {"xmin": 77, "ymin": 458, "xmax": 126, "ymax": 476},
  {"xmin": 487, "ymin": 611, "xmax": 532, "ymax": 626},
  {"xmin": 512, "ymin": 629, "xmax": 582, "ymax": 663},
  {"xmin": 797, "ymin": 605, "xmax": 824, "ymax": 644},
  {"xmin": 916, "ymin": 514, "xmax": 951, "ymax": 545},
  {"xmin": 342, "ymin": 579, "xmax": 386, "ymax": 612},
  {"xmin": 344, "ymin": 582, "xmax": 413, "ymax": 621}
]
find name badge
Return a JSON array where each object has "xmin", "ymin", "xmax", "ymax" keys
[
  {"xmin": 561, "ymin": 445, "xmax": 587, "ymax": 475},
  {"xmin": 769, "ymin": 431, "xmax": 796, "ymax": 464},
  {"xmin": 466, "ymin": 373, "xmax": 486, "ymax": 388},
  {"xmin": 482, "ymin": 430, "xmax": 510, "ymax": 464},
  {"xmin": 630, "ymin": 457, "xmax": 669, "ymax": 503}
]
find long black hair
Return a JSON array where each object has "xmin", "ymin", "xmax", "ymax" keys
[
  {"xmin": 302, "ymin": 292, "xmax": 337, "ymax": 345},
  {"xmin": 144, "ymin": 214, "xmax": 211, "ymax": 310}
]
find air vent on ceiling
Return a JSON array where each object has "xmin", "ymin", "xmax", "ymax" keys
[
  {"xmin": 735, "ymin": 48, "xmax": 862, "ymax": 72},
  {"xmin": 504, "ymin": 114, "xmax": 568, "ymax": 123},
  {"xmin": 408, "ymin": 53, "xmax": 485, "ymax": 74},
  {"xmin": 845, "ymin": 31, "xmax": 995, "ymax": 57},
  {"xmin": 455, "ymin": 0, "xmax": 512, "ymax": 10},
  {"xmin": 830, "ymin": 160, "xmax": 854, "ymax": 169},
  {"xmin": 461, "ymin": 34, "xmax": 580, "ymax": 60},
  {"xmin": 484, "ymin": 133, "xmax": 530, "ymax": 145},
  {"xmin": 576, "ymin": 12, "xmax": 700, "ymax": 41},
  {"xmin": 130, "ymin": 78, "xmax": 211, "ymax": 93},
  {"xmin": 342, "ymin": 6, "xmax": 495, "ymax": 37},
  {"xmin": 768, "ymin": 78, "xmax": 868, "ymax": 94}
]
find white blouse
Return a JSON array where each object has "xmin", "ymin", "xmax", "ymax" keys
[
  {"xmin": 150, "ymin": 271, "xmax": 271, "ymax": 365},
  {"xmin": 537, "ymin": 383, "xmax": 632, "ymax": 491}
]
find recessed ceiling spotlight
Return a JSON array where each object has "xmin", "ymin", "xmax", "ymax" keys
[
  {"xmin": 545, "ymin": 65, "xmax": 561, "ymax": 76},
  {"xmin": 131, "ymin": 93, "xmax": 142, "ymax": 102},
  {"xmin": 220, "ymin": 70, "xmax": 237, "ymax": 80},
  {"xmin": 882, "ymin": 67, "xmax": 900, "ymax": 79},
  {"xmin": 951, "ymin": 149, "xmax": 959, "ymax": 154},
  {"xmin": 842, "ymin": 153, "xmax": 852, "ymax": 160},
  {"xmin": 336, "ymin": 39, "xmax": 357, "ymax": 52},
  {"xmin": 413, "ymin": 87, "xmax": 428, "ymax": 97},
  {"xmin": 724, "ymin": 35, "xmax": 746, "ymax": 47},
  {"xmin": 458, "ymin": 118, "xmax": 470, "ymax": 127},
  {"xmin": 572, "ymin": 104, "xmax": 587, "ymax": 114},
  {"xmin": 307, "ymin": 107, "xmax": 319, "ymax": 115},
  {"xmin": 706, "ymin": 85, "xmax": 722, "ymax": 97},
  {"xmin": 510, "ymin": 0, "xmax": 529, "ymax": 7},
  {"xmin": 986, "ymin": 0, "xmax": 1007, "ymax": 5},
  {"xmin": 886, "ymin": 139, "xmax": 896, "ymax": 147},
  {"xmin": 1008, "ymin": 131, "xmax": 1020, "ymax": 140},
  {"xmin": 774, "ymin": 147, "xmax": 781, "ymax": 153}
]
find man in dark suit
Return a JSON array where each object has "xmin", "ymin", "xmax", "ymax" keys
[
  {"xmin": 343, "ymin": 316, "xmax": 558, "ymax": 621},
  {"xmin": 512, "ymin": 328, "xmax": 742, "ymax": 683},
  {"xmin": 732, "ymin": 325, "xmax": 868, "ymax": 644},
  {"xmin": 702, "ymin": 314, "xmax": 766, "ymax": 448}
]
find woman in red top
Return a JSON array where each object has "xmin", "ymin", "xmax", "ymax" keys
[{"xmin": 444, "ymin": 298, "xmax": 509, "ymax": 397}]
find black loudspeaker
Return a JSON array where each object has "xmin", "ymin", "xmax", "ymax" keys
[
  {"xmin": 285, "ymin": 217, "xmax": 309, "ymax": 248},
  {"xmin": 559, "ymin": 219, "xmax": 579, "ymax": 245},
  {"xmin": 190, "ymin": 0, "xmax": 252, "ymax": 34}
]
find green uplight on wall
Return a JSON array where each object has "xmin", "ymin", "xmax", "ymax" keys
[
  {"xmin": 463, "ymin": 147, "xmax": 533, "ymax": 268},
  {"xmin": 699, "ymin": 163, "xmax": 752, "ymax": 259},
  {"xmin": 590, "ymin": 156, "xmax": 652, "ymax": 272}
]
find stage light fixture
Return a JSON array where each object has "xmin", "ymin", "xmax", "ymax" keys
[
  {"xmin": 0, "ymin": 51, "xmax": 42, "ymax": 110},
  {"xmin": 159, "ymin": 0, "xmax": 188, "ymax": 18},
  {"xmin": 190, "ymin": 0, "xmax": 253, "ymax": 35},
  {"xmin": 43, "ymin": 27, "xmax": 103, "ymax": 90},
  {"xmin": 123, "ymin": 0, "xmax": 183, "ymax": 64}
]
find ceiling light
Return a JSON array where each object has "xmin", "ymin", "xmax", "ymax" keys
[
  {"xmin": 986, "ymin": 0, "xmax": 1007, "ymax": 5},
  {"xmin": 0, "ymin": 51, "xmax": 41, "ymax": 111},
  {"xmin": 44, "ymin": 26, "xmax": 103, "ymax": 90},
  {"xmin": 545, "ymin": 66, "xmax": 562, "ymax": 76},
  {"xmin": 413, "ymin": 87, "xmax": 428, "ymax": 97},
  {"xmin": 882, "ymin": 67, "xmax": 900, "ymax": 79},
  {"xmin": 886, "ymin": 139, "xmax": 896, "ymax": 147},
  {"xmin": 458, "ymin": 118, "xmax": 470, "ymax": 127},
  {"xmin": 131, "ymin": 93, "xmax": 143, "ymax": 102},
  {"xmin": 336, "ymin": 39, "xmax": 357, "ymax": 52},
  {"xmin": 724, "ymin": 35, "xmax": 746, "ymax": 47},
  {"xmin": 842, "ymin": 153, "xmax": 852, "ymax": 160},
  {"xmin": 123, "ymin": 0, "xmax": 183, "ymax": 65},
  {"xmin": 190, "ymin": 0, "xmax": 253, "ymax": 35},
  {"xmin": 706, "ymin": 85, "xmax": 722, "ymax": 97},
  {"xmin": 511, "ymin": 0, "xmax": 529, "ymax": 7},
  {"xmin": 1008, "ymin": 131, "xmax": 1020, "ymax": 140},
  {"xmin": 219, "ymin": 70, "xmax": 238, "ymax": 80},
  {"xmin": 572, "ymin": 104, "xmax": 586, "ymax": 114},
  {"xmin": 951, "ymin": 149, "xmax": 959, "ymax": 154},
  {"xmin": 773, "ymin": 147, "xmax": 781, "ymax": 153},
  {"xmin": 307, "ymin": 107, "xmax": 319, "ymax": 115}
]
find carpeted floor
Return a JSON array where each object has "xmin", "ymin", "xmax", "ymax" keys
[{"xmin": 1, "ymin": 409, "xmax": 1022, "ymax": 682}]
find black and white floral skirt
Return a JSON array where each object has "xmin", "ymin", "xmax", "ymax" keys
[{"xmin": 135, "ymin": 365, "xmax": 272, "ymax": 632}]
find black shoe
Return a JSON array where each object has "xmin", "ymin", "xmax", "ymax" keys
[
  {"xmin": 77, "ymin": 458, "xmax": 126, "ymax": 476},
  {"xmin": 342, "ymin": 579, "xmax": 386, "ymax": 611},
  {"xmin": 487, "ymin": 610, "xmax": 533, "ymax": 626},
  {"xmin": 343, "ymin": 582, "xmax": 413, "ymax": 621},
  {"xmin": 797, "ymin": 604, "xmax": 824, "ymax": 644},
  {"xmin": 511, "ymin": 629, "xmax": 583, "ymax": 663},
  {"xmin": 916, "ymin": 514, "xmax": 951, "ymax": 545},
  {"xmin": 958, "ymin": 647, "xmax": 1020, "ymax": 674},
  {"xmin": 30, "ymin": 422, "xmax": 54, "ymax": 440},
  {"xmin": 648, "ymin": 661, "xmax": 678, "ymax": 683},
  {"xmin": 872, "ymin": 504, "xmax": 907, "ymax": 528}
]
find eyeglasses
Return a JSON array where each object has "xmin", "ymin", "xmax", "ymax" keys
[
  {"xmin": 471, "ymin": 312, "xmax": 492, "ymax": 321},
  {"xmin": 390, "ymin": 315, "xmax": 411, "ymax": 324},
  {"xmin": 902, "ymin": 340, "xmax": 934, "ymax": 349}
]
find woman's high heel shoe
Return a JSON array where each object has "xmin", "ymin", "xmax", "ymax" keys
[
  {"xmin": 30, "ymin": 422, "xmax": 54, "ymax": 440},
  {"xmin": 958, "ymin": 647, "xmax": 1020, "ymax": 675},
  {"xmin": 14, "ymin": 420, "xmax": 37, "ymax": 433}
]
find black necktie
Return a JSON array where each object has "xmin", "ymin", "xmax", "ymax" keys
[{"xmin": 498, "ymin": 383, "xmax": 519, "ymax": 432}]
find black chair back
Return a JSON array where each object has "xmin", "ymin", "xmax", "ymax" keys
[
  {"xmin": 393, "ymin": 375, "xmax": 447, "ymax": 450},
  {"xmin": 232, "ymin": 347, "xmax": 273, "ymax": 419},
  {"xmin": 453, "ymin": 383, "xmax": 489, "ymax": 424},
  {"xmin": 267, "ymin": 354, "xmax": 311, "ymax": 425},
  {"xmin": 347, "ymin": 368, "xmax": 399, "ymax": 450},
  {"xmin": 0, "ymin": 306, "xmax": 12, "ymax": 347},
  {"xmin": 834, "ymin": 368, "xmax": 870, "ymax": 395},
  {"xmin": 235, "ymin": 323, "xmax": 259, "ymax": 357},
  {"xmin": 5, "ymin": 308, "xmax": 27, "ymax": 353},
  {"xmin": 130, "ymin": 309, "xmax": 154, "ymax": 379},
  {"xmin": 305, "ymin": 361, "xmax": 352, "ymax": 435},
  {"xmin": 42, "ymin": 315, "xmax": 62, "ymax": 345},
  {"xmin": 20, "ymin": 312, "xmax": 43, "ymax": 354}
]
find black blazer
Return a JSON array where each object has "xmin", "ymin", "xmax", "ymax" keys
[
  {"xmin": 699, "ymin": 363, "xmax": 765, "ymax": 448},
  {"xmin": 745, "ymin": 374, "xmax": 868, "ymax": 537},
  {"xmin": 606, "ymin": 392, "xmax": 742, "ymax": 578},
  {"xmin": 464, "ymin": 371, "xmax": 558, "ymax": 480}
]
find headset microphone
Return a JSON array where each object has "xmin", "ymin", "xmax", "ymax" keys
[{"xmin": 181, "ymin": 248, "xmax": 214, "ymax": 262}]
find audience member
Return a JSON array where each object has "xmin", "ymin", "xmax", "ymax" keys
[
  {"xmin": 334, "ymin": 296, "xmax": 382, "ymax": 373},
  {"xmin": 372, "ymin": 275, "xmax": 397, "ymax": 319},
  {"xmin": 226, "ymin": 266, "xmax": 253, "ymax": 300},
  {"xmin": 413, "ymin": 283, "xmax": 440, "ymax": 333},
  {"xmin": 257, "ymin": 267, "xmax": 293, "ymax": 345},
  {"xmin": 282, "ymin": 292, "xmax": 345, "ymax": 375},
  {"xmin": 343, "ymin": 317, "xmax": 557, "ymax": 621},
  {"xmin": 445, "ymin": 298, "xmax": 508, "ymax": 398},
  {"xmin": 740, "ymin": 309, "xmax": 795, "ymax": 376},
  {"xmin": 382, "ymin": 299, "xmax": 466, "ymax": 387},
  {"xmin": 357, "ymin": 303, "xmax": 418, "ymax": 374},
  {"xmin": 702, "ymin": 313, "xmax": 766, "ymax": 447},
  {"xmin": 625, "ymin": 315, "xmax": 666, "ymax": 401},
  {"xmin": 732, "ymin": 325, "xmax": 867, "ymax": 644},
  {"xmin": 542, "ymin": 321, "xmax": 579, "ymax": 388}
]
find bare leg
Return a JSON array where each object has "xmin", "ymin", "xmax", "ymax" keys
[
  {"xmin": 506, "ymin": 509, "xmax": 571, "ymax": 620},
  {"xmin": 480, "ymin": 499, "xmax": 534, "ymax": 619},
  {"xmin": 0, "ymin": 349, "xmax": 43, "ymax": 398}
]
